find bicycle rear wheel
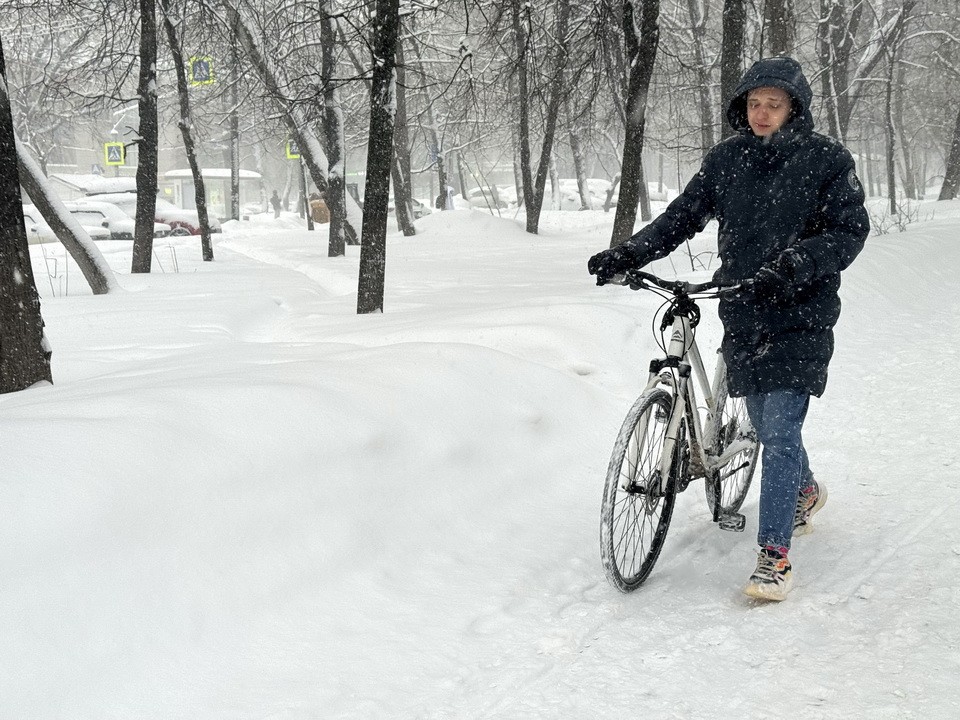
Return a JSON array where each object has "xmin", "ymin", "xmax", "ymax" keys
[
  {"xmin": 705, "ymin": 377, "xmax": 759, "ymax": 515},
  {"xmin": 600, "ymin": 389, "xmax": 678, "ymax": 592}
]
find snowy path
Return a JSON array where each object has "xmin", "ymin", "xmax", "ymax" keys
[{"xmin": 2, "ymin": 209, "xmax": 959, "ymax": 719}]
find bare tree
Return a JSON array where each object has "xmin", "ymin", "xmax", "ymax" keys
[
  {"xmin": 720, "ymin": 0, "xmax": 747, "ymax": 140},
  {"xmin": 816, "ymin": 0, "xmax": 916, "ymax": 143},
  {"xmin": 682, "ymin": 0, "xmax": 718, "ymax": 157},
  {"xmin": 524, "ymin": 0, "xmax": 573, "ymax": 234},
  {"xmin": 512, "ymin": 0, "xmax": 534, "ymax": 214},
  {"xmin": 319, "ymin": 0, "xmax": 351, "ymax": 254},
  {"xmin": 131, "ymin": 0, "xmax": 159, "ymax": 273},
  {"xmin": 391, "ymin": 30, "xmax": 415, "ymax": 235},
  {"xmin": 610, "ymin": 0, "xmax": 660, "ymax": 245},
  {"xmin": 160, "ymin": 0, "xmax": 215, "ymax": 261},
  {"xmin": 15, "ymin": 141, "xmax": 116, "ymax": 294},
  {"xmin": 939, "ymin": 106, "xmax": 960, "ymax": 200},
  {"xmin": 816, "ymin": 0, "xmax": 864, "ymax": 141},
  {"xmin": 357, "ymin": 0, "xmax": 400, "ymax": 315},
  {"xmin": 763, "ymin": 0, "xmax": 796, "ymax": 56},
  {"xmin": 0, "ymin": 34, "xmax": 51, "ymax": 392},
  {"xmin": 224, "ymin": 1, "xmax": 362, "ymax": 245}
]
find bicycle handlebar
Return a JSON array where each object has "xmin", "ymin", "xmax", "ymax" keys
[{"xmin": 605, "ymin": 270, "xmax": 738, "ymax": 296}]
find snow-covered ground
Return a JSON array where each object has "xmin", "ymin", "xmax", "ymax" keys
[{"xmin": 2, "ymin": 203, "xmax": 959, "ymax": 719}]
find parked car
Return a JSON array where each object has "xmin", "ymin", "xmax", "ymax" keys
[
  {"xmin": 22, "ymin": 204, "xmax": 111, "ymax": 244},
  {"xmin": 466, "ymin": 186, "xmax": 512, "ymax": 210},
  {"xmin": 63, "ymin": 200, "xmax": 171, "ymax": 239},
  {"xmin": 85, "ymin": 192, "xmax": 221, "ymax": 236},
  {"xmin": 387, "ymin": 197, "xmax": 432, "ymax": 219}
]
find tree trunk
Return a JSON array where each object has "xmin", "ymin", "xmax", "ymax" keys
[
  {"xmin": 566, "ymin": 99, "xmax": 592, "ymax": 209},
  {"xmin": 864, "ymin": 127, "xmax": 876, "ymax": 197},
  {"xmin": 228, "ymin": 17, "xmax": 240, "ymax": 222},
  {"xmin": 549, "ymin": 155, "xmax": 561, "ymax": 210},
  {"xmin": 894, "ymin": 63, "xmax": 915, "ymax": 200},
  {"xmin": 391, "ymin": 31, "xmax": 415, "ymax": 234},
  {"xmin": 604, "ymin": 173, "xmax": 621, "ymax": 212},
  {"xmin": 719, "ymin": 0, "xmax": 747, "ymax": 140},
  {"xmin": 685, "ymin": 0, "xmax": 716, "ymax": 156},
  {"xmin": 159, "ymin": 0, "xmax": 213, "ymax": 261},
  {"xmin": 319, "ymin": 0, "xmax": 348, "ymax": 255},
  {"xmin": 526, "ymin": 0, "xmax": 573, "ymax": 234},
  {"xmin": 611, "ymin": 0, "xmax": 660, "ymax": 246},
  {"xmin": 16, "ymin": 140, "xmax": 115, "ymax": 293},
  {"xmin": 132, "ymin": 0, "xmax": 159, "ymax": 274},
  {"xmin": 3, "ymin": 42, "xmax": 116, "ymax": 294},
  {"xmin": 512, "ymin": 0, "xmax": 534, "ymax": 217},
  {"xmin": 357, "ymin": 0, "xmax": 399, "ymax": 315},
  {"xmin": 455, "ymin": 152, "xmax": 467, "ymax": 201},
  {"xmin": 939, "ymin": 106, "xmax": 960, "ymax": 200},
  {"xmin": 510, "ymin": 103, "xmax": 525, "ymax": 208},
  {"xmin": 299, "ymin": 159, "xmax": 313, "ymax": 230},
  {"xmin": 406, "ymin": 24, "xmax": 449, "ymax": 213},
  {"xmin": 763, "ymin": 0, "xmax": 795, "ymax": 57},
  {"xmin": 884, "ymin": 54, "xmax": 897, "ymax": 216},
  {"xmin": 0, "ymin": 36, "xmax": 52, "ymax": 391},
  {"xmin": 816, "ymin": 0, "xmax": 852, "ymax": 142}
]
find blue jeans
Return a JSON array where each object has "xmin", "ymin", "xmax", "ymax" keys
[{"xmin": 745, "ymin": 390, "xmax": 814, "ymax": 550}]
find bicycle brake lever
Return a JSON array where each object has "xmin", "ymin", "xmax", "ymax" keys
[
  {"xmin": 719, "ymin": 282, "xmax": 751, "ymax": 301},
  {"xmin": 622, "ymin": 272, "xmax": 647, "ymax": 290}
]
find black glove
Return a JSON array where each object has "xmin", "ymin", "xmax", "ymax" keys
[
  {"xmin": 588, "ymin": 246, "xmax": 634, "ymax": 285},
  {"xmin": 750, "ymin": 265, "xmax": 792, "ymax": 302},
  {"xmin": 750, "ymin": 247, "xmax": 816, "ymax": 303}
]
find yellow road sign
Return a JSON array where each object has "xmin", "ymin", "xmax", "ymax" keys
[
  {"xmin": 189, "ymin": 56, "xmax": 214, "ymax": 85},
  {"xmin": 104, "ymin": 142, "xmax": 125, "ymax": 166}
]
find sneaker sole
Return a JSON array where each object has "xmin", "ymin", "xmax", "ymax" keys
[
  {"xmin": 794, "ymin": 483, "xmax": 829, "ymax": 536},
  {"xmin": 743, "ymin": 572, "xmax": 794, "ymax": 602}
]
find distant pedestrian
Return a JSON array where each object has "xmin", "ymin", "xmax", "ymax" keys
[
  {"xmin": 309, "ymin": 192, "xmax": 330, "ymax": 224},
  {"xmin": 270, "ymin": 190, "xmax": 281, "ymax": 218}
]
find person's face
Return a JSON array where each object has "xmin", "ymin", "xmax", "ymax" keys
[{"xmin": 746, "ymin": 87, "xmax": 792, "ymax": 137}]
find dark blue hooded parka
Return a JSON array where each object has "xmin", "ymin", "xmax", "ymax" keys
[{"xmin": 621, "ymin": 57, "xmax": 870, "ymax": 397}]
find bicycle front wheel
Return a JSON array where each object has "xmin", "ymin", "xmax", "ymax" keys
[
  {"xmin": 600, "ymin": 389, "xmax": 678, "ymax": 592},
  {"xmin": 704, "ymin": 378, "xmax": 759, "ymax": 516}
]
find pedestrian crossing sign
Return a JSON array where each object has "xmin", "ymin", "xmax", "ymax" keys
[
  {"xmin": 104, "ymin": 142, "xmax": 125, "ymax": 166},
  {"xmin": 189, "ymin": 56, "xmax": 214, "ymax": 85},
  {"xmin": 285, "ymin": 139, "xmax": 301, "ymax": 160}
]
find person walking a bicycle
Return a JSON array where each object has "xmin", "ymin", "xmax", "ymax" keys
[{"xmin": 588, "ymin": 57, "xmax": 869, "ymax": 601}]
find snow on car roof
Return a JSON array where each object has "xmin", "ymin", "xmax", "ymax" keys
[
  {"xmin": 164, "ymin": 168, "xmax": 262, "ymax": 179},
  {"xmin": 50, "ymin": 173, "xmax": 136, "ymax": 194}
]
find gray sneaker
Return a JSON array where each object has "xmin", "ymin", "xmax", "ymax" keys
[
  {"xmin": 794, "ymin": 479, "xmax": 827, "ymax": 536},
  {"xmin": 743, "ymin": 546, "xmax": 793, "ymax": 601}
]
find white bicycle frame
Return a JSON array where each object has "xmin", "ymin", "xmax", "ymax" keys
[{"xmin": 636, "ymin": 313, "xmax": 755, "ymax": 494}]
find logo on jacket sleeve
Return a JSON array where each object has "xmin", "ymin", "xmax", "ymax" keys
[{"xmin": 847, "ymin": 169, "xmax": 863, "ymax": 193}]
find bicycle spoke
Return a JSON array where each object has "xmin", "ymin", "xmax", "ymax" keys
[
  {"xmin": 601, "ymin": 390, "xmax": 677, "ymax": 592},
  {"xmin": 705, "ymin": 382, "xmax": 759, "ymax": 516}
]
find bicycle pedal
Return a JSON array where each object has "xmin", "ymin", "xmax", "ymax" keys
[{"xmin": 717, "ymin": 512, "xmax": 746, "ymax": 532}]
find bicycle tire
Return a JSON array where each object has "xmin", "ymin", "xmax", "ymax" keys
[
  {"xmin": 704, "ymin": 376, "xmax": 759, "ymax": 515},
  {"xmin": 600, "ymin": 389, "xmax": 679, "ymax": 592}
]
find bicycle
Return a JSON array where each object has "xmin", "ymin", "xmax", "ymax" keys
[{"xmin": 598, "ymin": 270, "xmax": 761, "ymax": 592}]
